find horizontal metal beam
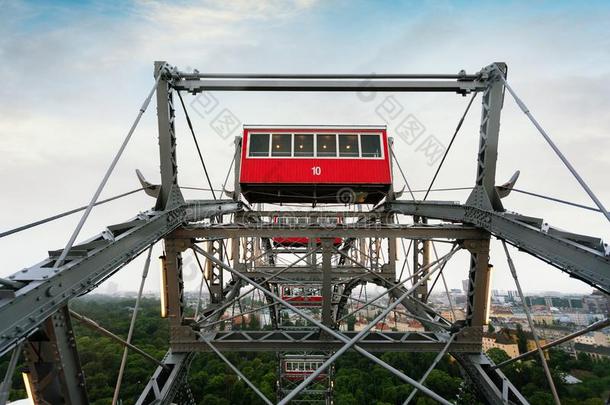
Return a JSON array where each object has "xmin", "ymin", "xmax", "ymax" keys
[
  {"xmin": 173, "ymin": 72, "xmax": 481, "ymax": 80},
  {"xmin": 247, "ymin": 210, "xmax": 387, "ymax": 218},
  {"xmin": 244, "ymin": 266, "xmax": 394, "ymax": 283},
  {"xmin": 172, "ymin": 330, "xmax": 481, "ymax": 353},
  {"xmin": 172, "ymin": 223, "xmax": 486, "ymax": 240},
  {"xmin": 387, "ymin": 201, "xmax": 610, "ymax": 293},
  {"xmin": 0, "ymin": 200, "xmax": 240, "ymax": 357},
  {"xmin": 171, "ymin": 77, "xmax": 487, "ymax": 94}
]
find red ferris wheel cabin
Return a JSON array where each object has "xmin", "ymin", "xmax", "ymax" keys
[{"xmin": 238, "ymin": 126, "xmax": 392, "ymax": 204}]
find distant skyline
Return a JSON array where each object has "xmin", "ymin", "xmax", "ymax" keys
[{"xmin": 1, "ymin": 1, "xmax": 610, "ymax": 294}]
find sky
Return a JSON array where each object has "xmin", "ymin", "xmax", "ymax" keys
[{"xmin": 1, "ymin": 0, "xmax": 610, "ymax": 296}]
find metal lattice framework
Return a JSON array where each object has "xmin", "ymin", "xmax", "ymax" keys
[{"xmin": 0, "ymin": 61, "xmax": 609, "ymax": 405}]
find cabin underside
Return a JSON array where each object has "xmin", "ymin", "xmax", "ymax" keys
[{"xmin": 240, "ymin": 183, "xmax": 391, "ymax": 204}]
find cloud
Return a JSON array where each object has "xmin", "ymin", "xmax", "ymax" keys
[
  {"xmin": 1, "ymin": 0, "xmax": 609, "ymax": 295},
  {"xmin": 136, "ymin": 0, "xmax": 318, "ymax": 24}
]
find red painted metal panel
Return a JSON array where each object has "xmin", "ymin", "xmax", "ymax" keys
[
  {"xmin": 272, "ymin": 237, "xmax": 343, "ymax": 246},
  {"xmin": 239, "ymin": 127, "xmax": 392, "ymax": 185}
]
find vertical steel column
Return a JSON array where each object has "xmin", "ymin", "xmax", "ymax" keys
[
  {"xmin": 412, "ymin": 218, "xmax": 430, "ymax": 302},
  {"xmin": 233, "ymin": 136, "xmax": 242, "ymax": 201},
  {"xmin": 464, "ymin": 64, "xmax": 504, "ymax": 329},
  {"xmin": 387, "ymin": 137, "xmax": 396, "ymax": 201},
  {"xmin": 321, "ymin": 238, "xmax": 334, "ymax": 329},
  {"xmin": 155, "ymin": 60, "xmax": 183, "ymax": 210},
  {"xmin": 461, "ymin": 69, "xmax": 502, "ymax": 402},
  {"xmin": 23, "ymin": 306, "xmax": 88, "ymax": 405},
  {"xmin": 467, "ymin": 62, "xmax": 506, "ymax": 211},
  {"xmin": 464, "ymin": 239, "xmax": 492, "ymax": 327},
  {"xmin": 383, "ymin": 201, "xmax": 397, "ymax": 276},
  {"xmin": 206, "ymin": 239, "xmax": 225, "ymax": 304},
  {"xmin": 231, "ymin": 235, "xmax": 241, "ymax": 270},
  {"xmin": 163, "ymin": 239, "xmax": 193, "ymax": 343},
  {"xmin": 232, "ymin": 212, "xmax": 245, "ymax": 272},
  {"xmin": 368, "ymin": 237, "xmax": 380, "ymax": 271}
]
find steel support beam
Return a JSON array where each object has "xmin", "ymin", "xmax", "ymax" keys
[
  {"xmin": 502, "ymin": 241, "xmax": 560, "ymax": 405},
  {"xmin": 321, "ymin": 239, "xmax": 334, "ymax": 329},
  {"xmin": 253, "ymin": 210, "xmax": 391, "ymax": 219},
  {"xmin": 466, "ymin": 240, "xmax": 492, "ymax": 327},
  {"xmin": 462, "ymin": 64, "xmax": 503, "ymax": 334},
  {"xmin": 204, "ymin": 239, "xmax": 225, "ymax": 304},
  {"xmin": 494, "ymin": 317, "xmax": 610, "ymax": 369},
  {"xmin": 194, "ymin": 245, "xmax": 455, "ymax": 404},
  {"xmin": 0, "ymin": 200, "xmax": 240, "ymax": 357},
  {"xmin": 23, "ymin": 306, "xmax": 88, "ymax": 405},
  {"xmin": 135, "ymin": 351, "xmax": 194, "ymax": 405},
  {"xmin": 137, "ymin": 270, "xmax": 243, "ymax": 404},
  {"xmin": 171, "ymin": 77, "xmax": 487, "ymax": 94},
  {"xmin": 412, "ymin": 217, "xmax": 431, "ymax": 302},
  {"xmin": 348, "ymin": 229, "xmax": 526, "ymax": 404},
  {"xmin": 467, "ymin": 63, "xmax": 506, "ymax": 211},
  {"xmin": 453, "ymin": 353, "xmax": 529, "ymax": 405},
  {"xmin": 0, "ymin": 343, "xmax": 22, "ymax": 403},
  {"xmin": 242, "ymin": 266, "xmax": 395, "ymax": 283},
  {"xmin": 233, "ymin": 137, "xmax": 242, "ymax": 201},
  {"xmin": 113, "ymin": 246, "xmax": 154, "ymax": 405},
  {"xmin": 162, "ymin": 239, "xmax": 188, "ymax": 329},
  {"xmin": 171, "ymin": 223, "xmax": 487, "ymax": 240},
  {"xmin": 70, "ymin": 310, "xmax": 166, "ymax": 369},
  {"xmin": 206, "ymin": 341, "xmax": 273, "ymax": 405},
  {"xmin": 174, "ymin": 72, "xmax": 481, "ymax": 79},
  {"xmin": 176, "ymin": 331, "xmax": 481, "ymax": 352},
  {"xmin": 155, "ymin": 60, "xmax": 183, "ymax": 210},
  {"xmin": 387, "ymin": 201, "xmax": 610, "ymax": 293},
  {"xmin": 195, "ymin": 249, "xmax": 319, "ymax": 328},
  {"xmin": 403, "ymin": 334, "xmax": 457, "ymax": 404}
]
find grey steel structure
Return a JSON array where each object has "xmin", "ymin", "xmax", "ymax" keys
[{"xmin": 0, "ymin": 61, "xmax": 607, "ymax": 405}]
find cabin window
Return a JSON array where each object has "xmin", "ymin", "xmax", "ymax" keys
[
  {"xmin": 249, "ymin": 133, "xmax": 270, "ymax": 157},
  {"xmin": 317, "ymin": 134, "xmax": 337, "ymax": 157},
  {"xmin": 339, "ymin": 134, "xmax": 359, "ymax": 157},
  {"xmin": 361, "ymin": 134, "xmax": 382, "ymax": 157},
  {"xmin": 294, "ymin": 134, "xmax": 314, "ymax": 157},
  {"xmin": 272, "ymin": 133, "xmax": 292, "ymax": 157},
  {"xmin": 317, "ymin": 217, "xmax": 337, "ymax": 226},
  {"xmin": 249, "ymin": 131, "xmax": 384, "ymax": 158}
]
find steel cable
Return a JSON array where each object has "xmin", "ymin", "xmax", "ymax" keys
[{"xmin": 423, "ymin": 92, "xmax": 478, "ymax": 200}]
